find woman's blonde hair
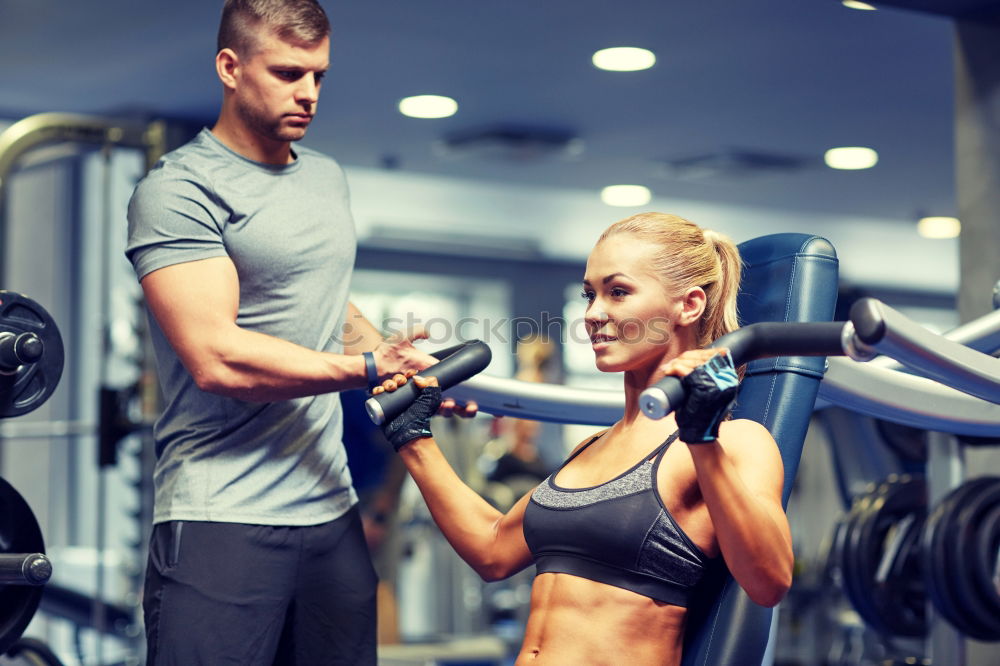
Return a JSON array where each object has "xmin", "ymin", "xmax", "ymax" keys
[{"xmin": 598, "ymin": 212, "xmax": 742, "ymax": 348}]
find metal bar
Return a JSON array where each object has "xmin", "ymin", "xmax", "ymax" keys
[
  {"xmin": 448, "ymin": 302, "xmax": 1000, "ymax": 434},
  {"xmin": 934, "ymin": 307, "xmax": 1000, "ymax": 355},
  {"xmin": 0, "ymin": 420, "xmax": 97, "ymax": 438},
  {"xmin": 819, "ymin": 359, "xmax": 1000, "ymax": 437},
  {"xmin": 850, "ymin": 299, "xmax": 1000, "ymax": 404},
  {"xmin": 0, "ymin": 113, "xmax": 159, "ymax": 178},
  {"xmin": 0, "ymin": 112, "xmax": 164, "ymax": 285},
  {"xmin": 859, "ymin": 306, "xmax": 1000, "ymax": 375},
  {"xmin": 443, "ymin": 374, "xmax": 623, "ymax": 426}
]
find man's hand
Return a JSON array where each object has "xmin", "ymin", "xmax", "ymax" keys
[{"xmin": 370, "ymin": 326, "xmax": 435, "ymax": 381}]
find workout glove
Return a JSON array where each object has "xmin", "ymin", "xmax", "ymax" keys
[
  {"xmin": 677, "ymin": 352, "xmax": 739, "ymax": 444},
  {"xmin": 381, "ymin": 383, "xmax": 442, "ymax": 451}
]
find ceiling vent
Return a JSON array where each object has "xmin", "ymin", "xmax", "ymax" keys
[
  {"xmin": 657, "ymin": 148, "xmax": 816, "ymax": 181},
  {"xmin": 434, "ymin": 124, "xmax": 583, "ymax": 163}
]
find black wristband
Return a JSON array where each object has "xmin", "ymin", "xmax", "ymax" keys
[{"xmin": 363, "ymin": 351, "xmax": 379, "ymax": 390}]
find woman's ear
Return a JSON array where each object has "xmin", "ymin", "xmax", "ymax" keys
[{"xmin": 677, "ymin": 286, "xmax": 707, "ymax": 327}]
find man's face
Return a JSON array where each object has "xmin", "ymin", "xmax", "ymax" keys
[{"xmin": 233, "ymin": 30, "xmax": 330, "ymax": 144}]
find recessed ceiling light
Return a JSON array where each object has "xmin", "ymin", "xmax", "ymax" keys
[
  {"xmin": 398, "ymin": 95, "xmax": 458, "ymax": 119},
  {"xmin": 824, "ymin": 146, "xmax": 878, "ymax": 170},
  {"xmin": 842, "ymin": 1, "xmax": 877, "ymax": 10},
  {"xmin": 917, "ymin": 216, "xmax": 961, "ymax": 239},
  {"xmin": 601, "ymin": 185, "xmax": 651, "ymax": 207},
  {"xmin": 592, "ymin": 47, "xmax": 656, "ymax": 72}
]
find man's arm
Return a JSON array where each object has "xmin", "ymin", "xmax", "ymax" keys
[{"xmin": 141, "ymin": 256, "xmax": 433, "ymax": 402}]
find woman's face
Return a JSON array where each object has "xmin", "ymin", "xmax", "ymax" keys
[{"xmin": 582, "ymin": 235, "xmax": 681, "ymax": 373}]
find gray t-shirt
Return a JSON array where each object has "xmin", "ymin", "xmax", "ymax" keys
[{"xmin": 126, "ymin": 129, "xmax": 358, "ymax": 526}]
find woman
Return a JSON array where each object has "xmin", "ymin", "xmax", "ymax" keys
[{"xmin": 374, "ymin": 212, "xmax": 793, "ymax": 665}]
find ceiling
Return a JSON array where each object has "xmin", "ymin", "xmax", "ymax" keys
[{"xmin": 0, "ymin": 1, "xmax": 994, "ymax": 225}]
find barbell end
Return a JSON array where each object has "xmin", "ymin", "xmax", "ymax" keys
[
  {"xmin": 16, "ymin": 333, "xmax": 43, "ymax": 364},
  {"xmin": 0, "ymin": 331, "xmax": 43, "ymax": 372},
  {"xmin": 639, "ymin": 387, "xmax": 669, "ymax": 420},
  {"xmin": 365, "ymin": 397, "xmax": 385, "ymax": 426},
  {"xmin": 24, "ymin": 553, "xmax": 52, "ymax": 585}
]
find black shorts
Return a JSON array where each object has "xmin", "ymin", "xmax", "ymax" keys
[{"xmin": 143, "ymin": 506, "xmax": 377, "ymax": 665}]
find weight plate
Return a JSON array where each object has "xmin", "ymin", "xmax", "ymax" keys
[
  {"xmin": 877, "ymin": 512, "xmax": 925, "ymax": 636},
  {"xmin": 973, "ymin": 504, "xmax": 1000, "ymax": 611},
  {"xmin": 923, "ymin": 477, "xmax": 993, "ymax": 639},
  {"xmin": 839, "ymin": 482, "xmax": 888, "ymax": 633},
  {"xmin": 0, "ymin": 477, "xmax": 46, "ymax": 655},
  {"xmin": 924, "ymin": 478, "xmax": 979, "ymax": 635},
  {"xmin": 839, "ymin": 476, "xmax": 927, "ymax": 637},
  {"xmin": 0, "ymin": 291, "xmax": 65, "ymax": 418},
  {"xmin": 854, "ymin": 476, "xmax": 926, "ymax": 637},
  {"xmin": 948, "ymin": 478, "xmax": 1000, "ymax": 640}
]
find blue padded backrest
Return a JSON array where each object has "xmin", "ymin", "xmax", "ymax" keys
[{"xmin": 682, "ymin": 233, "xmax": 838, "ymax": 666}]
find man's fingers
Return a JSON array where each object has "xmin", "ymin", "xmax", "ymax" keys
[
  {"xmin": 660, "ymin": 359, "xmax": 700, "ymax": 378},
  {"xmin": 407, "ymin": 325, "xmax": 429, "ymax": 342},
  {"xmin": 386, "ymin": 324, "xmax": 428, "ymax": 345},
  {"xmin": 660, "ymin": 347, "xmax": 730, "ymax": 376}
]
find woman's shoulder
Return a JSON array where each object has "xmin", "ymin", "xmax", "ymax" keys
[
  {"xmin": 719, "ymin": 418, "xmax": 777, "ymax": 447},
  {"xmin": 718, "ymin": 419, "xmax": 786, "ymax": 486},
  {"xmin": 565, "ymin": 428, "xmax": 611, "ymax": 458}
]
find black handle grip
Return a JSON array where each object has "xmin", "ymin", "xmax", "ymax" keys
[
  {"xmin": 365, "ymin": 340, "xmax": 492, "ymax": 425},
  {"xmin": 639, "ymin": 321, "xmax": 847, "ymax": 420},
  {"xmin": 0, "ymin": 552, "xmax": 52, "ymax": 585}
]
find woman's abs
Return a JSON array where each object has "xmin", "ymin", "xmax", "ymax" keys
[{"xmin": 516, "ymin": 572, "xmax": 686, "ymax": 666}]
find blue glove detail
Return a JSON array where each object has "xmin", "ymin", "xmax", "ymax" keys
[
  {"xmin": 381, "ymin": 384, "xmax": 442, "ymax": 451},
  {"xmin": 677, "ymin": 352, "xmax": 739, "ymax": 444}
]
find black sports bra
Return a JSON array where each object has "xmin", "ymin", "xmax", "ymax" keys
[{"xmin": 522, "ymin": 431, "xmax": 710, "ymax": 606}]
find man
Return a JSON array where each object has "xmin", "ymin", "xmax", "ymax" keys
[{"xmin": 126, "ymin": 1, "xmax": 445, "ymax": 663}]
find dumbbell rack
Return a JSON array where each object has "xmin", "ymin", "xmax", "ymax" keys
[{"xmin": 0, "ymin": 291, "xmax": 64, "ymax": 659}]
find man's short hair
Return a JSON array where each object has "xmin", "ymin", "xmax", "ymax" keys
[{"xmin": 217, "ymin": 0, "xmax": 330, "ymax": 57}]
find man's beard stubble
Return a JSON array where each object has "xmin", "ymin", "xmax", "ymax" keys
[{"xmin": 236, "ymin": 98, "xmax": 307, "ymax": 144}]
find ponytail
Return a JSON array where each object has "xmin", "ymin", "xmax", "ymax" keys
[{"xmin": 699, "ymin": 229, "xmax": 742, "ymax": 348}]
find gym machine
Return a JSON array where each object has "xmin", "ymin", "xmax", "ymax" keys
[{"xmin": 422, "ymin": 295, "xmax": 1000, "ymax": 664}]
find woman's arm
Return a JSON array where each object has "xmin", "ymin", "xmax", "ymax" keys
[
  {"xmin": 374, "ymin": 375, "xmax": 531, "ymax": 580},
  {"xmin": 659, "ymin": 347, "xmax": 793, "ymax": 607},
  {"xmin": 398, "ymin": 435, "xmax": 535, "ymax": 581},
  {"xmin": 689, "ymin": 420, "xmax": 793, "ymax": 607}
]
